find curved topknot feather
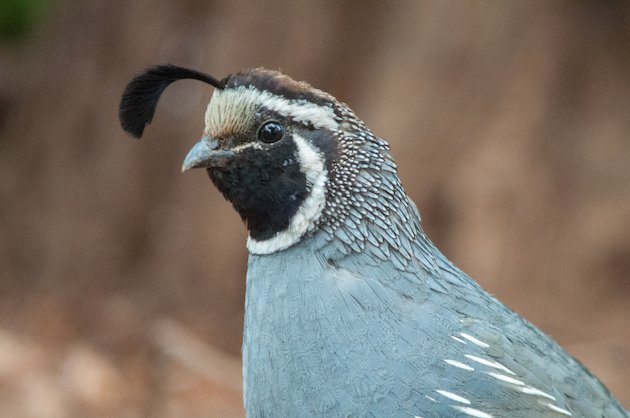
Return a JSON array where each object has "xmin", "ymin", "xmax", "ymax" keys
[{"xmin": 119, "ymin": 64, "xmax": 225, "ymax": 138}]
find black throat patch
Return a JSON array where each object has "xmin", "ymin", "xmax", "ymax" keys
[{"xmin": 207, "ymin": 135, "xmax": 308, "ymax": 241}]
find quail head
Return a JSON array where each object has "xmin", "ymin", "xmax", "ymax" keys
[{"xmin": 120, "ymin": 65, "xmax": 628, "ymax": 418}]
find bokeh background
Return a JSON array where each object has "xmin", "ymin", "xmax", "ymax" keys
[{"xmin": 1, "ymin": 1, "xmax": 629, "ymax": 416}]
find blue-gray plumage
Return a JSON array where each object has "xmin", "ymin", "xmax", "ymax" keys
[{"xmin": 119, "ymin": 65, "xmax": 628, "ymax": 417}]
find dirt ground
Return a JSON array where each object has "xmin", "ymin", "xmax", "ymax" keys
[{"xmin": 1, "ymin": 1, "xmax": 628, "ymax": 416}]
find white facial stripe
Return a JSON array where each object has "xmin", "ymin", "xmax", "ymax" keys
[
  {"xmin": 260, "ymin": 93, "xmax": 339, "ymax": 130},
  {"xmin": 205, "ymin": 86, "xmax": 339, "ymax": 136},
  {"xmin": 232, "ymin": 141, "xmax": 264, "ymax": 152},
  {"xmin": 247, "ymin": 133, "xmax": 327, "ymax": 254}
]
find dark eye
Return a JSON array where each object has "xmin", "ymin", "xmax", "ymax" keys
[{"xmin": 257, "ymin": 121, "xmax": 285, "ymax": 143}]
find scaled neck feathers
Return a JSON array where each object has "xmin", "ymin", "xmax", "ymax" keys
[{"xmin": 314, "ymin": 105, "xmax": 428, "ymax": 271}]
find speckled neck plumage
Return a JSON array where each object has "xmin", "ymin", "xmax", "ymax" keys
[{"xmin": 306, "ymin": 102, "xmax": 427, "ymax": 271}]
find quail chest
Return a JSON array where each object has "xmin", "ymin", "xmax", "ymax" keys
[{"xmin": 120, "ymin": 65, "xmax": 629, "ymax": 418}]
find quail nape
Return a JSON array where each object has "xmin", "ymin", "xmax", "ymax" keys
[{"xmin": 119, "ymin": 64, "xmax": 628, "ymax": 418}]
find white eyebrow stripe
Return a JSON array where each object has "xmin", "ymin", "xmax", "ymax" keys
[{"xmin": 260, "ymin": 93, "xmax": 339, "ymax": 131}]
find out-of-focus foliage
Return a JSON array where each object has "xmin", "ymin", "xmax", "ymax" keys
[{"xmin": 0, "ymin": 0, "xmax": 49, "ymax": 40}]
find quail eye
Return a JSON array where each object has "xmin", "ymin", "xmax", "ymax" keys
[{"xmin": 257, "ymin": 121, "xmax": 285, "ymax": 144}]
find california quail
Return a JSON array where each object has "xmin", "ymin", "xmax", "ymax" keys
[{"xmin": 120, "ymin": 65, "xmax": 629, "ymax": 418}]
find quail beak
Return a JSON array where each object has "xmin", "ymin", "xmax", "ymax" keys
[{"xmin": 182, "ymin": 136, "xmax": 235, "ymax": 172}]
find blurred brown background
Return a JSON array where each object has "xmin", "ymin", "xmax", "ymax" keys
[{"xmin": 1, "ymin": 1, "xmax": 629, "ymax": 416}]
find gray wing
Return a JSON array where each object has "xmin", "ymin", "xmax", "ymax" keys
[
  {"xmin": 324, "ymin": 245, "xmax": 628, "ymax": 417},
  {"xmin": 395, "ymin": 251, "xmax": 630, "ymax": 418}
]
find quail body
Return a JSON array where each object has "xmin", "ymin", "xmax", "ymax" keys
[{"xmin": 120, "ymin": 65, "xmax": 629, "ymax": 418}]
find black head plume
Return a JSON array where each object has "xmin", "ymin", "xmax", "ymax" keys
[{"xmin": 119, "ymin": 64, "xmax": 225, "ymax": 138}]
